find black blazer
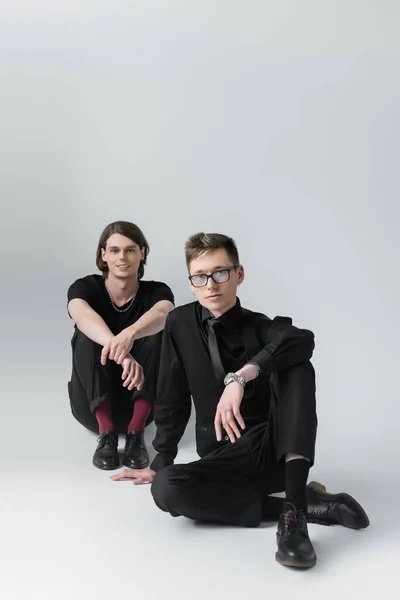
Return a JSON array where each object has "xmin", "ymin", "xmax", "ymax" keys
[{"xmin": 151, "ymin": 300, "xmax": 314, "ymax": 471}]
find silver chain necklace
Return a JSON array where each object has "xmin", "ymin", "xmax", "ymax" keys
[{"xmin": 104, "ymin": 280, "xmax": 139, "ymax": 313}]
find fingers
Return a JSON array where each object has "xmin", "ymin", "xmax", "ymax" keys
[
  {"xmin": 132, "ymin": 365, "xmax": 144, "ymax": 391},
  {"xmin": 102, "ymin": 339, "xmax": 130, "ymax": 367},
  {"xmin": 122, "ymin": 358, "xmax": 136, "ymax": 387},
  {"xmin": 102, "ymin": 341, "xmax": 123, "ymax": 366},
  {"xmin": 131, "ymin": 469, "xmax": 155, "ymax": 485},
  {"xmin": 127, "ymin": 364, "xmax": 144, "ymax": 391},
  {"xmin": 115, "ymin": 346, "xmax": 129, "ymax": 365},
  {"xmin": 121, "ymin": 361, "xmax": 144, "ymax": 392},
  {"xmin": 214, "ymin": 411, "xmax": 223, "ymax": 441},
  {"xmin": 216, "ymin": 408, "xmax": 244, "ymax": 443},
  {"xmin": 233, "ymin": 407, "xmax": 246, "ymax": 431},
  {"xmin": 101, "ymin": 343, "xmax": 110, "ymax": 366},
  {"xmin": 122, "ymin": 361, "xmax": 136, "ymax": 388},
  {"xmin": 108, "ymin": 344, "xmax": 117, "ymax": 362},
  {"xmin": 125, "ymin": 362, "xmax": 138, "ymax": 390},
  {"xmin": 110, "ymin": 468, "xmax": 154, "ymax": 482},
  {"xmin": 109, "ymin": 469, "xmax": 138, "ymax": 481},
  {"xmin": 121, "ymin": 361, "xmax": 130, "ymax": 381},
  {"xmin": 115, "ymin": 350, "xmax": 123, "ymax": 365},
  {"xmin": 221, "ymin": 411, "xmax": 238, "ymax": 443},
  {"xmin": 226, "ymin": 411, "xmax": 241, "ymax": 440},
  {"xmin": 126, "ymin": 362, "xmax": 138, "ymax": 390},
  {"xmin": 132, "ymin": 476, "xmax": 152, "ymax": 486}
]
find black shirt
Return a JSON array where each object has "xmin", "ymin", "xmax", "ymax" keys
[
  {"xmin": 67, "ymin": 274, "xmax": 174, "ymax": 334},
  {"xmin": 151, "ymin": 298, "xmax": 315, "ymax": 471},
  {"xmin": 200, "ymin": 301, "xmax": 249, "ymax": 375}
]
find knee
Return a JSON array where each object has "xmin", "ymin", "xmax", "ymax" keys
[
  {"xmin": 288, "ymin": 360, "xmax": 314, "ymax": 378},
  {"xmin": 151, "ymin": 465, "xmax": 185, "ymax": 514},
  {"xmin": 133, "ymin": 332, "xmax": 162, "ymax": 360},
  {"xmin": 143, "ymin": 331, "xmax": 162, "ymax": 349},
  {"xmin": 74, "ymin": 330, "xmax": 101, "ymax": 355},
  {"xmin": 278, "ymin": 360, "xmax": 316, "ymax": 391},
  {"xmin": 74, "ymin": 331, "xmax": 115, "ymax": 368}
]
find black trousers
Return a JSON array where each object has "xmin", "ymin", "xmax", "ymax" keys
[
  {"xmin": 151, "ymin": 361, "xmax": 317, "ymax": 527},
  {"xmin": 68, "ymin": 329, "xmax": 163, "ymax": 434}
]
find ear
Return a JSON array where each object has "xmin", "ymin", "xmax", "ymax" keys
[
  {"xmin": 101, "ymin": 248, "xmax": 106, "ymax": 261},
  {"xmin": 237, "ymin": 265, "xmax": 245, "ymax": 285},
  {"xmin": 140, "ymin": 247, "xmax": 145, "ymax": 261}
]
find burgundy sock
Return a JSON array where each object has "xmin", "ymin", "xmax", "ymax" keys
[
  {"xmin": 127, "ymin": 398, "xmax": 151, "ymax": 433},
  {"xmin": 94, "ymin": 401, "xmax": 114, "ymax": 434}
]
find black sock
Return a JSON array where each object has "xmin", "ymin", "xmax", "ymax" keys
[{"xmin": 285, "ymin": 458, "xmax": 310, "ymax": 511}]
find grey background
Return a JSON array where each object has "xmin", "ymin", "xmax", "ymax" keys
[{"xmin": 1, "ymin": 1, "xmax": 399, "ymax": 598}]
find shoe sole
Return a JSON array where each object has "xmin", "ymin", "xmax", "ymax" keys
[
  {"xmin": 308, "ymin": 481, "xmax": 370, "ymax": 529},
  {"xmin": 275, "ymin": 555, "xmax": 317, "ymax": 568},
  {"xmin": 92, "ymin": 461, "xmax": 120, "ymax": 471},
  {"xmin": 122, "ymin": 460, "xmax": 150, "ymax": 470},
  {"xmin": 275, "ymin": 533, "xmax": 317, "ymax": 568}
]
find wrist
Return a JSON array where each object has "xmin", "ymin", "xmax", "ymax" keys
[
  {"xmin": 224, "ymin": 372, "xmax": 246, "ymax": 387},
  {"xmin": 236, "ymin": 363, "xmax": 260, "ymax": 383},
  {"xmin": 126, "ymin": 325, "xmax": 137, "ymax": 339}
]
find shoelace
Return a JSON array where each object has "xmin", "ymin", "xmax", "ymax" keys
[
  {"xmin": 284, "ymin": 503, "xmax": 307, "ymax": 533},
  {"xmin": 307, "ymin": 507, "xmax": 332, "ymax": 526},
  {"xmin": 97, "ymin": 433, "xmax": 116, "ymax": 447},
  {"xmin": 124, "ymin": 433, "xmax": 144, "ymax": 450}
]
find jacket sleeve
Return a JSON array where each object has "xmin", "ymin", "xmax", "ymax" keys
[
  {"xmin": 248, "ymin": 316, "xmax": 315, "ymax": 374},
  {"xmin": 151, "ymin": 315, "xmax": 192, "ymax": 472}
]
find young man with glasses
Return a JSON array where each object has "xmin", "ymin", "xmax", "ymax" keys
[{"xmin": 111, "ymin": 232, "xmax": 369, "ymax": 569}]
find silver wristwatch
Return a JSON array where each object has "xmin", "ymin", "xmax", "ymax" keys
[{"xmin": 223, "ymin": 372, "xmax": 246, "ymax": 387}]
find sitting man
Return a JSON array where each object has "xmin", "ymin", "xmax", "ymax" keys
[
  {"xmin": 111, "ymin": 232, "xmax": 369, "ymax": 569},
  {"xmin": 67, "ymin": 220, "xmax": 174, "ymax": 470}
]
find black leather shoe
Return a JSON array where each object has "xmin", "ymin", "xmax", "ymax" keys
[
  {"xmin": 276, "ymin": 503, "xmax": 317, "ymax": 568},
  {"xmin": 93, "ymin": 431, "xmax": 119, "ymax": 470},
  {"xmin": 306, "ymin": 481, "xmax": 370, "ymax": 530},
  {"xmin": 122, "ymin": 431, "xmax": 149, "ymax": 469}
]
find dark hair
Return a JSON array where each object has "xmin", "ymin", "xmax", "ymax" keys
[
  {"xmin": 184, "ymin": 232, "xmax": 240, "ymax": 271},
  {"xmin": 96, "ymin": 221, "xmax": 149, "ymax": 279}
]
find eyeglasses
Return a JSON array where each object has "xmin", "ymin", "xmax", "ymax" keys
[{"xmin": 188, "ymin": 266, "xmax": 239, "ymax": 288}]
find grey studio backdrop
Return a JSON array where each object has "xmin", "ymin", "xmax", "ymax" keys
[{"xmin": 0, "ymin": 1, "xmax": 399, "ymax": 597}]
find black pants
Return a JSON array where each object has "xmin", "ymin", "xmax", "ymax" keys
[
  {"xmin": 68, "ymin": 329, "xmax": 163, "ymax": 434},
  {"xmin": 151, "ymin": 361, "xmax": 317, "ymax": 527}
]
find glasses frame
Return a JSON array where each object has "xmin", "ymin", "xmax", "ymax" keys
[{"xmin": 188, "ymin": 265, "xmax": 240, "ymax": 288}]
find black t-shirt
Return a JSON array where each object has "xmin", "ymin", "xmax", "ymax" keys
[{"xmin": 67, "ymin": 274, "xmax": 174, "ymax": 335}]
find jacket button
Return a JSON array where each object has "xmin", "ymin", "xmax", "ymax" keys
[{"xmin": 224, "ymin": 435, "xmax": 229, "ymax": 441}]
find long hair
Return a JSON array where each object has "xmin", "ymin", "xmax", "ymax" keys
[{"xmin": 96, "ymin": 221, "xmax": 149, "ymax": 279}]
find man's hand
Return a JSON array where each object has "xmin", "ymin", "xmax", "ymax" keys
[
  {"xmin": 110, "ymin": 468, "xmax": 156, "ymax": 485},
  {"xmin": 120, "ymin": 354, "xmax": 144, "ymax": 391},
  {"xmin": 101, "ymin": 328, "xmax": 136, "ymax": 365},
  {"xmin": 214, "ymin": 382, "xmax": 246, "ymax": 443}
]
